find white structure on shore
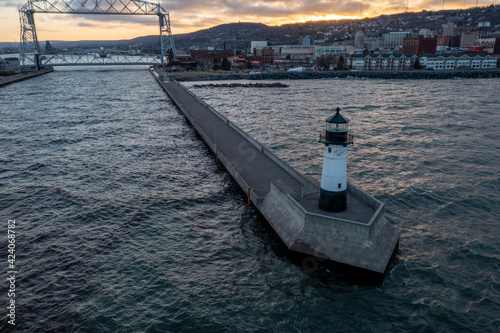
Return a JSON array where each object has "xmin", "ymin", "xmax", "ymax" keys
[{"xmin": 420, "ymin": 54, "xmax": 498, "ymax": 70}]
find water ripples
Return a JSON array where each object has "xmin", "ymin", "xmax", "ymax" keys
[{"xmin": 1, "ymin": 72, "xmax": 499, "ymax": 332}]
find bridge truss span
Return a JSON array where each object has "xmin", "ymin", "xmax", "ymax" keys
[
  {"xmin": 19, "ymin": 0, "xmax": 176, "ymax": 68},
  {"xmin": 25, "ymin": 0, "xmax": 163, "ymax": 15},
  {"xmin": 41, "ymin": 51, "xmax": 163, "ymax": 66}
]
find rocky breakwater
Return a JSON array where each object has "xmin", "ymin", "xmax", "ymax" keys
[
  {"xmin": 174, "ymin": 69, "xmax": 500, "ymax": 81},
  {"xmin": 246, "ymin": 69, "xmax": 500, "ymax": 80},
  {"xmin": 193, "ymin": 82, "xmax": 289, "ymax": 88}
]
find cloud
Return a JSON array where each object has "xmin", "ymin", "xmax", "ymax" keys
[
  {"xmin": 167, "ymin": 0, "xmax": 361, "ymax": 18},
  {"xmin": 69, "ymin": 14, "xmax": 160, "ymax": 26},
  {"xmin": 77, "ymin": 21, "xmax": 99, "ymax": 27},
  {"xmin": 1, "ymin": 0, "xmax": 475, "ymax": 41},
  {"xmin": 3, "ymin": 0, "xmax": 26, "ymax": 8}
]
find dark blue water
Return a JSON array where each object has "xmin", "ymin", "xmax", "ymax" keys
[{"xmin": 1, "ymin": 69, "xmax": 499, "ymax": 332}]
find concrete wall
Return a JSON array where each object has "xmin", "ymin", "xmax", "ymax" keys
[
  {"xmin": 258, "ymin": 180, "xmax": 305, "ymax": 248},
  {"xmin": 176, "ymin": 80, "xmax": 320, "ymax": 198},
  {"xmin": 258, "ymin": 179, "xmax": 398, "ymax": 273},
  {"xmin": 348, "ymin": 182, "xmax": 382, "ymax": 209}
]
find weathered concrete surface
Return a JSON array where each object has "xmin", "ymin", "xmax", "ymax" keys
[
  {"xmin": 259, "ymin": 180, "xmax": 400, "ymax": 273},
  {"xmin": 0, "ymin": 67, "xmax": 53, "ymax": 87},
  {"xmin": 152, "ymin": 69, "xmax": 306, "ymax": 199},
  {"xmin": 151, "ymin": 67, "xmax": 400, "ymax": 274}
]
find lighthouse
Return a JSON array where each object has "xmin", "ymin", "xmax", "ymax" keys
[{"xmin": 318, "ymin": 107, "xmax": 353, "ymax": 212}]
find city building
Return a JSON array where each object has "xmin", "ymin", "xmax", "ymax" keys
[
  {"xmin": 441, "ymin": 22, "xmax": 455, "ymax": 37},
  {"xmin": 346, "ymin": 54, "xmax": 418, "ymax": 71},
  {"xmin": 419, "ymin": 29, "xmax": 433, "ymax": 38},
  {"xmin": 0, "ymin": 57, "xmax": 20, "ymax": 70},
  {"xmin": 273, "ymin": 45, "xmax": 315, "ymax": 60},
  {"xmin": 259, "ymin": 47, "xmax": 274, "ymax": 64},
  {"xmin": 477, "ymin": 22, "xmax": 491, "ymax": 38},
  {"xmin": 402, "ymin": 37, "xmax": 437, "ymax": 55},
  {"xmin": 364, "ymin": 37, "xmax": 383, "ymax": 51},
  {"xmin": 354, "ymin": 31, "xmax": 365, "ymax": 49},
  {"xmin": 380, "ymin": 31, "xmax": 415, "ymax": 49},
  {"xmin": 476, "ymin": 37, "xmax": 497, "ymax": 53},
  {"xmin": 315, "ymin": 45, "xmax": 353, "ymax": 58},
  {"xmin": 420, "ymin": 54, "xmax": 498, "ymax": 69},
  {"xmin": 449, "ymin": 36, "xmax": 461, "ymax": 48},
  {"xmin": 302, "ymin": 36, "xmax": 314, "ymax": 46},
  {"xmin": 251, "ymin": 41, "xmax": 267, "ymax": 55},
  {"xmin": 437, "ymin": 37, "xmax": 450, "ymax": 52},
  {"xmin": 347, "ymin": 53, "xmax": 497, "ymax": 71},
  {"xmin": 461, "ymin": 32, "xmax": 476, "ymax": 48}
]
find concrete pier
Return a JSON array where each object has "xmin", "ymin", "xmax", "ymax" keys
[
  {"xmin": 151, "ymin": 67, "xmax": 399, "ymax": 274},
  {"xmin": 0, "ymin": 67, "xmax": 53, "ymax": 87}
]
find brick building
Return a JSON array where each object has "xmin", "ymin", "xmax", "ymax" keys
[
  {"xmin": 402, "ymin": 37, "xmax": 437, "ymax": 55},
  {"xmin": 256, "ymin": 47, "xmax": 274, "ymax": 64},
  {"xmin": 188, "ymin": 49, "xmax": 234, "ymax": 68}
]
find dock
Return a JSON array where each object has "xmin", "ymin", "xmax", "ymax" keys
[
  {"xmin": 0, "ymin": 67, "xmax": 53, "ymax": 87},
  {"xmin": 151, "ymin": 67, "xmax": 399, "ymax": 274}
]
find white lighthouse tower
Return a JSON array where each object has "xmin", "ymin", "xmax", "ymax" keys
[{"xmin": 318, "ymin": 107, "xmax": 353, "ymax": 212}]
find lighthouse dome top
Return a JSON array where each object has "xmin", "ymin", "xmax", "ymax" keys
[{"xmin": 326, "ymin": 107, "xmax": 349, "ymax": 123}]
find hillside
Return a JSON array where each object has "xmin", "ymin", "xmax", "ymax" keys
[
  {"xmin": 1, "ymin": 5, "xmax": 499, "ymax": 52},
  {"xmin": 142, "ymin": 5, "xmax": 500, "ymax": 51},
  {"xmin": 170, "ymin": 5, "xmax": 500, "ymax": 50}
]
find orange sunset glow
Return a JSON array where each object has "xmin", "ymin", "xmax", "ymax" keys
[{"xmin": 0, "ymin": 0, "xmax": 489, "ymax": 42}]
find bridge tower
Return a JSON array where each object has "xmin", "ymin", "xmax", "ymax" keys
[
  {"xmin": 18, "ymin": 0, "xmax": 176, "ymax": 69},
  {"xmin": 159, "ymin": 12, "xmax": 176, "ymax": 65},
  {"xmin": 19, "ymin": 7, "xmax": 41, "ymax": 70}
]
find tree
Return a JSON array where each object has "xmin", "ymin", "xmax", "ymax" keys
[
  {"xmin": 337, "ymin": 55, "xmax": 345, "ymax": 70},
  {"xmin": 318, "ymin": 55, "xmax": 329, "ymax": 68},
  {"xmin": 413, "ymin": 58, "xmax": 422, "ymax": 70},
  {"xmin": 318, "ymin": 54, "xmax": 337, "ymax": 69},
  {"xmin": 167, "ymin": 48, "xmax": 175, "ymax": 66},
  {"xmin": 213, "ymin": 58, "xmax": 221, "ymax": 70},
  {"xmin": 221, "ymin": 57, "xmax": 231, "ymax": 71}
]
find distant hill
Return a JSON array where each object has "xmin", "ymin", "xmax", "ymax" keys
[
  {"xmin": 167, "ymin": 5, "xmax": 499, "ymax": 50},
  {"xmin": 1, "ymin": 5, "xmax": 499, "ymax": 52}
]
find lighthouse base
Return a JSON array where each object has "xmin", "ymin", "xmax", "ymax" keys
[{"xmin": 319, "ymin": 188, "xmax": 347, "ymax": 212}]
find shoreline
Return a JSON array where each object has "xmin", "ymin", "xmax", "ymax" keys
[
  {"xmin": 161, "ymin": 68, "xmax": 500, "ymax": 81},
  {"xmin": 0, "ymin": 67, "xmax": 53, "ymax": 87}
]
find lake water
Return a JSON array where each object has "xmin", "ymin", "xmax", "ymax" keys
[{"xmin": 1, "ymin": 68, "xmax": 499, "ymax": 332}]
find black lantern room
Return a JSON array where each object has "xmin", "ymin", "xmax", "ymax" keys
[{"xmin": 319, "ymin": 107, "xmax": 353, "ymax": 146}]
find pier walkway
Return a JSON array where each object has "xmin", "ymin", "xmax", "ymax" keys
[
  {"xmin": 151, "ymin": 67, "xmax": 399, "ymax": 274},
  {"xmin": 152, "ymin": 69, "xmax": 311, "ymax": 202}
]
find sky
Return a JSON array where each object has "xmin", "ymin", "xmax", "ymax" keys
[{"xmin": 0, "ymin": 0, "xmax": 486, "ymax": 42}]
